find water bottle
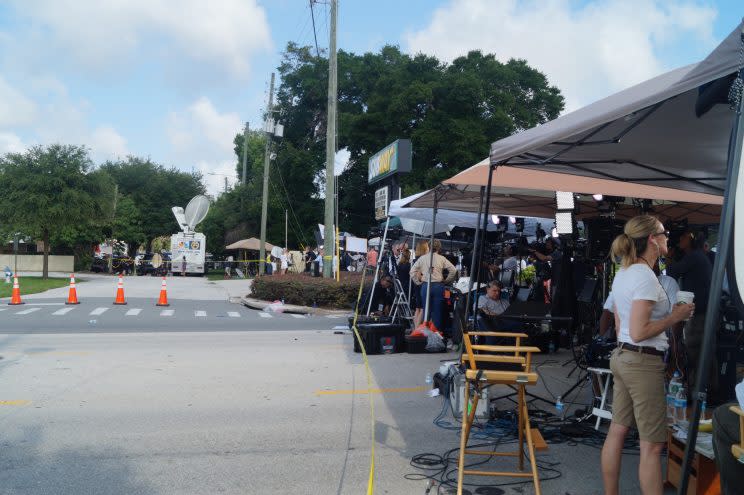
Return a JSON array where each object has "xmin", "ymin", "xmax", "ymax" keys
[
  {"xmin": 674, "ymin": 388, "xmax": 688, "ymax": 424},
  {"xmin": 555, "ymin": 395, "xmax": 564, "ymax": 413},
  {"xmin": 667, "ymin": 372, "xmax": 682, "ymax": 423},
  {"xmin": 425, "ymin": 372, "xmax": 432, "ymax": 396}
]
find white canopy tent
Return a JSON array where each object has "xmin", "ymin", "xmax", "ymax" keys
[
  {"xmin": 390, "ymin": 191, "xmax": 553, "ymax": 237},
  {"xmin": 483, "ymin": 21, "xmax": 744, "ymax": 492}
]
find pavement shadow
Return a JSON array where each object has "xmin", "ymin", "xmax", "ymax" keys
[{"xmin": 0, "ymin": 425, "xmax": 156, "ymax": 495}]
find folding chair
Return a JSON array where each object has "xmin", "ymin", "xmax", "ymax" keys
[{"xmin": 457, "ymin": 331, "xmax": 543, "ymax": 495}]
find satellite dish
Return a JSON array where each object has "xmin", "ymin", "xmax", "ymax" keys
[
  {"xmin": 172, "ymin": 207, "xmax": 188, "ymax": 231},
  {"xmin": 151, "ymin": 253, "xmax": 163, "ymax": 269},
  {"xmin": 184, "ymin": 195, "xmax": 210, "ymax": 231}
]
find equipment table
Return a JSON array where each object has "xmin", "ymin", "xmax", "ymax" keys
[{"xmin": 665, "ymin": 423, "xmax": 720, "ymax": 495}]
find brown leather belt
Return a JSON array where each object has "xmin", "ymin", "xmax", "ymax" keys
[{"xmin": 618, "ymin": 342, "xmax": 664, "ymax": 357}]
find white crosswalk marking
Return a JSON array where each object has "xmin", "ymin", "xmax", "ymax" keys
[
  {"xmin": 89, "ymin": 307, "xmax": 108, "ymax": 316},
  {"xmin": 258, "ymin": 312, "xmax": 273, "ymax": 318},
  {"xmin": 0, "ymin": 308, "xmax": 7, "ymax": 312},
  {"xmin": 290, "ymin": 314, "xmax": 306, "ymax": 319},
  {"xmin": 125, "ymin": 308, "xmax": 142, "ymax": 316},
  {"xmin": 227, "ymin": 311, "xmax": 241, "ymax": 318},
  {"xmin": 160, "ymin": 309, "xmax": 174, "ymax": 317},
  {"xmin": 52, "ymin": 307, "xmax": 76, "ymax": 316},
  {"xmin": 195, "ymin": 310, "xmax": 207, "ymax": 317},
  {"xmin": 15, "ymin": 307, "xmax": 41, "ymax": 315}
]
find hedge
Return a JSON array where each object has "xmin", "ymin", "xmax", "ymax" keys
[{"xmin": 251, "ymin": 272, "xmax": 370, "ymax": 309}]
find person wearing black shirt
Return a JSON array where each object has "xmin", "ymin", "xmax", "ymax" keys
[
  {"xmin": 666, "ymin": 230, "xmax": 714, "ymax": 389},
  {"xmin": 396, "ymin": 250, "xmax": 411, "ymax": 298},
  {"xmin": 369, "ymin": 275, "xmax": 395, "ymax": 315}
]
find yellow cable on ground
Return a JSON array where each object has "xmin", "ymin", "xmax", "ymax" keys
[{"xmin": 350, "ymin": 267, "xmax": 375, "ymax": 495}]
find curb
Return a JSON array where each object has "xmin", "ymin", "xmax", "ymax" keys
[{"xmin": 241, "ymin": 297, "xmax": 350, "ymax": 316}]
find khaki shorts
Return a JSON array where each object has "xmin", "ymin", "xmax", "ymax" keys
[{"xmin": 609, "ymin": 347, "xmax": 667, "ymax": 443}]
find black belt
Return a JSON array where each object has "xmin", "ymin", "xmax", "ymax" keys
[{"xmin": 618, "ymin": 342, "xmax": 664, "ymax": 357}]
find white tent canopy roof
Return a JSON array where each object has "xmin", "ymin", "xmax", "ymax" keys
[
  {"xmin": 391, "ymin": 191, "xmax": 553, "ymax": 236},
  {"xmin": 489, "ymin": 21, "xmax": 744, "ymax": 196}
]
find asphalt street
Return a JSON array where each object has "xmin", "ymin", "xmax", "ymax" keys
[
  {"xmin": 0, "ymin": 276, "xmax": 653, "ymax": 494},
  {"xmin": 0, "ymin": 297, "xmax": 348, "ymax": 334}
]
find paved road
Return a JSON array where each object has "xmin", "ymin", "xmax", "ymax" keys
[
  {"xmin": 0, "ymin": 298, "xmax": 349, "ymax": 334},
  {"xmin": 0, "ymin": 276, "xmax": 651, "ymax": 494}
]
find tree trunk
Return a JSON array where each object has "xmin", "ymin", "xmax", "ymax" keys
[{"xmin": 42, "ymin": 228, "xmax": 49, "ymax": 279}]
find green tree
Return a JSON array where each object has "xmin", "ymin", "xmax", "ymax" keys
[
  {"xmin": 272, "ymin": 43, "xmax": 564, "ymax": 235},
  {"xmin": 100, "ymin": 157, "xmax": 206, "ymax": 253},
  {"xmin": 0, "ymin": 144, "xmax": 115, "ymax": 278}
]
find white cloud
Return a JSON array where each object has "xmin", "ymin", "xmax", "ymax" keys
[
  {"xmin": 0, "ymin": 132, "xmax": 25, "ymax": 154},
  {"xmin": 404, "ymin": 0, "xmax": 717, "ymax": 111},
  {"xmin": 90, "ymin": 126, "xmax": 129, "ymax": 160},
  {"xmin": 0, "ymin": 76, "xmax": 37, "ymax": 126},
  {"xmin": 167, "ymin": 97, "xmax": 242, "ymax": 158},
  {"xmin": 4, "ymin": 0, "xmax": 272, "ymax": 80},
  {"xmin": 167, "ymin": 97, "xmax": 242, "ymax": 196},
  {"xmin": 197, "ymin": 160, "xmax": 239, "ymax": 198}
]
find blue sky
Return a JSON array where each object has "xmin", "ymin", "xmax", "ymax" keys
[{"xmin": 0, "ymin": 0, "xmax": 740, "ymax": 195}]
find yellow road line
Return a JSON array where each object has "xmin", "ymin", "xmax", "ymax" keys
[
  {"xmin": 0, "ymin": 400, "xmax": 31, "ymax": 406},
  {"xmin": 315, "ymin": 386, "xmax": 426, "ymax": 396}
]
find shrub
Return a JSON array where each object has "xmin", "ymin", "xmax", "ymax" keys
[{"xmin": 251, "ymin": 272, "xmax": 370, "ymax": 309}]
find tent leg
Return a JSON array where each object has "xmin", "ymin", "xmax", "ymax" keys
[
  {"xmin": 423, "ymin": 195, "xmax": 439, "ymax": 323},
  {"xmin": 464, "ymin": 186, "xmax": 485, "ymax": 324},
  {"xmin": 472, "ymin": 164, "xmax": 495, "ymax": 318},
  {"xmin": 679, "ymin": 67, "xmax": 744, "ymax": 495}
]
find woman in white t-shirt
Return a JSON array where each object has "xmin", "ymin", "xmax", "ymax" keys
[{"xmin": 601, "ymin": 215, "xmax": 694, "ymax": 495}]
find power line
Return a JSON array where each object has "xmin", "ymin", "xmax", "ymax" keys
[{"xmin": 309, "ymin": 0, "xmax": 321, "ymax": 58}]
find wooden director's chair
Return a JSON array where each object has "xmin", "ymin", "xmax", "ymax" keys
[
  {"xmin": 457, "ymin": 331, "xmax": 543, "ymax": 495},
  {"xmin": 732, "ymin": 405, "xmax": 744, "ymax": 462}
]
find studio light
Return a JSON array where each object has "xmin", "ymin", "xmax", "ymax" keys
[
  {"xmin": 551, "ymin": 227, "xmax": 559, "ymax": 238},
  {"xmin": 555, "ymin": 211, "xmax": 575, "ymax": 235},
  {"xmin": 592, "ymin": 194, "xmax": 604, "ymax": 201},
  {"xmin": 509, "ymin": 216, "xmax": 517, "ymax": 224},
  {"xmin": 514, "ymin": 217, "xmax": 525, "ymax": 233},
  {"xmin": 491, "ymin": 214, "xmax": 499, "ymax": 224},
  {"xmin": 555, "ymin": 191, "xmax": 575, "ymax": 210}
]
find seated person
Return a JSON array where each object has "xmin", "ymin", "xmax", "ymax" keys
[
  {"xmin": 477, "ymin": 281, "xmax": 510, "ymax": 331},
  {"xmin": 369, "ymin": 275, "xmax": 395, "ymax": 316},
  {"xmin": 713, "ymin": 379, "xmax": 744, "ymax": 495}
]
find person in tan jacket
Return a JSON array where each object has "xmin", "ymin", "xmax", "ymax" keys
[{"xmin": 411, "ymin": 239, "xmax": 457, "ymax": 332}]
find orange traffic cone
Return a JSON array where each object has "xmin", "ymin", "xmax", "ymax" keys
[
  {"xmin": 113, "ymin": 275, "xmax": 127, "ymax": 305},
  {"xmin": 65, "ymin": 273, "xmax": 80, "ymax": 305},
  {"xmin": 8, "ymin": 275, "xmax": 23, "ymax": 305},
  {"xmin": 156, "ymin": 276, "xmax": 169, "ymax": 307}
]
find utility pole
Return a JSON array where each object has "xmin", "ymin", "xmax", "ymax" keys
[
  {"xmin": 259, "ymin": 73, "xmax": 275, "ymax": 276},
  {"xmin": 240, "ymin": 122, "xmax": 250, "ymax": 185},
  {"xmin": 224, "ymin": 176, "xmax": 228, "ymax": 193},
  {"xmin": 285, "ymin": 210, "xmax": 288, "ymax": 249},
  {"xmin": 322, "ymin": 0, "xmax": 337, "ymax": 278}
]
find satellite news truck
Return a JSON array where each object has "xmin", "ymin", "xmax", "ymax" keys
[{"xmin": 170, "ymin": 232, "xmax": 206, "ymax": 275}]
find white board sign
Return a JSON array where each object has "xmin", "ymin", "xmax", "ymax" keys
[{"xmin": 345, "ymin": 236, "xmax": 368, "ymax": 253}]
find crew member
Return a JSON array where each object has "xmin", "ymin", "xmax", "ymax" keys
[
  {"xmin": 477, "ymin": 281, "xmax": 510, "ymax": 330},
  {"xmin": 369, "ymin": 275, "xmax": 394, "ymax": 316},
  {"xmin": 666, "ymin": 230, "xmax": 713, "ymax": 389},
  {"xmin": 600, "ymin": 215, "xmax": 694, "ymax": 495},
  {"xmin": 530, "ymin": 238, "xmax": 562, "ymax": 300},
  {"xmin": 411, "ymin": 239, "xmax": 457, "ymax": 333},
  {"xmin": 712, "ymin": 380, "xmax": 744, "ymax": 495}
]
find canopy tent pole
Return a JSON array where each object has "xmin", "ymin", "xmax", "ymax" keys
[
  {"xmin": 366, "ymin": 217, "xmax": 390, "ymax": 316},
  {"xmin": 408, "ymin": 232, "xmax": 416, "ymax": 303},
  {"xmin": 423, "ymin": 190, "xmax": 440, "ymax": 322},
  {"xmin": 464, "ymin": 186, "xmax": 486, "ymax": 324},
  {"xmin": 679, "ymin": 62, "xmax": 744, "ymax": 494},
  {"xmin": 472, "ymin": 165, "xmax": 495, "ymax": 320}
]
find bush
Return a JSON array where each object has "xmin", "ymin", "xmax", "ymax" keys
[{"xmin": 251, "ymin": 272, "xmax": 370, "ymax": 309}]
